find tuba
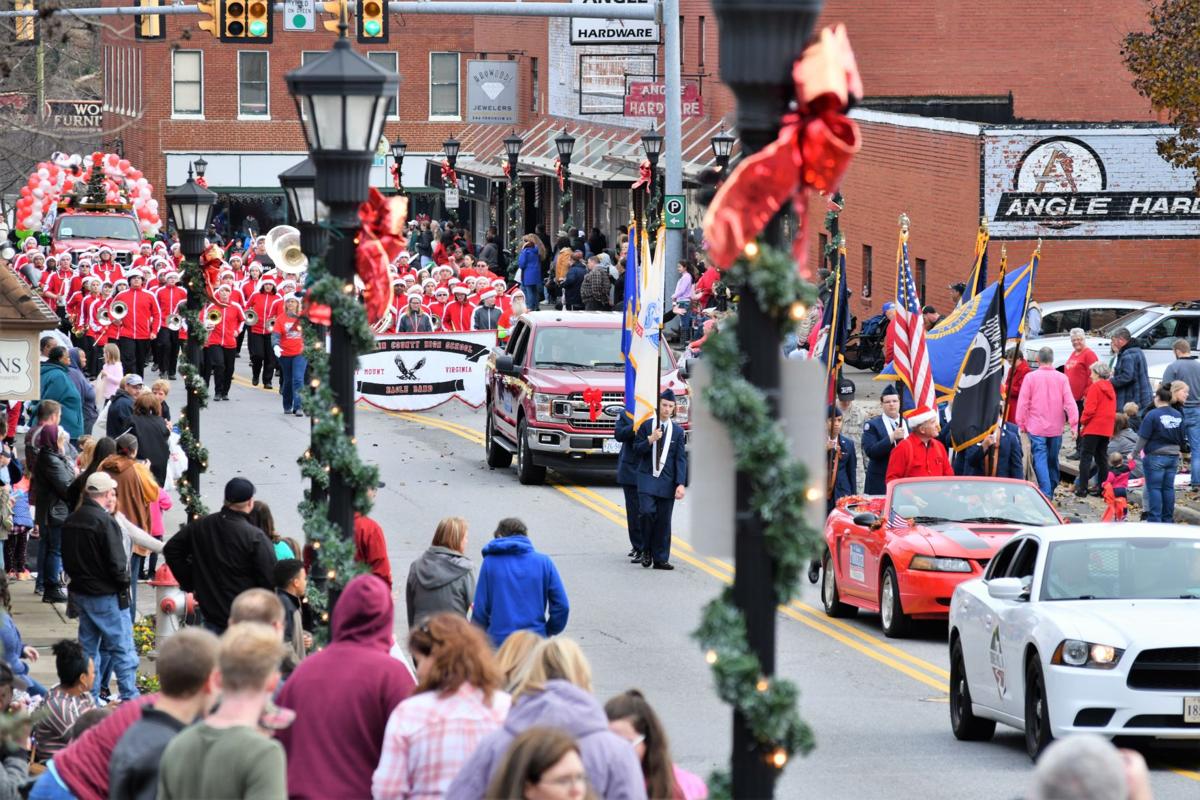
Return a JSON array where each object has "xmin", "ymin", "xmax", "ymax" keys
[
  {"xmin": 166, "ymin": 314, "xmax": 184, "ymax": 331},
  {"xmin": 109, "ymin": 300, "xmax": 128, "ymax": 321},
  {"xmin": 244, "ymin": 308, "xmax": 260, "ymax": 327},
  {"xmin": 204, "ymin": 307, "xmax": 223, "ymax": 329},
  {"xmin": 264, "ymin": 225, "xmax": 308, "ymax": 275}
]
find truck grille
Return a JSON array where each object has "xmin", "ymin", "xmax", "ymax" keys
[
  {"xmin": 549, "ymin": 391, "xmax": 623, "ymax": 431},
  {"xmin": 114, "ymin": 250, "xmax": 132, "ymax": 266},
  {"xmin": 1126, "ymin": 647, "xmax": 1200, "ymax": 691}
]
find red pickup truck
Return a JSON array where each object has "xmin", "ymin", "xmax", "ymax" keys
[
  {"xmin": 484, "ymin": 310, "xmax": 690, "ymax": 484},
  {"xmin": 51, "ymin": 210, "xmax": 142, "ymax": 265}
]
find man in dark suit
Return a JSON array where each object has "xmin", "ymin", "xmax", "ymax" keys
[
  {"xmin": 963, "ymin": 415, "xmax": 1023, "ymax": 479},
  {"xmin": 633, "ymin": 389, "xmax": 688, "ymax": 570},
  {"xmin": 613, "ymin": 413, "xmax": 643, "ymax": 561},
  {"xmin": 861, "ymin": 384, "xmax": 907, "ymax": 495}
]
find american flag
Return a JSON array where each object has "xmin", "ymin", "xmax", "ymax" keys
[
  {"xmin": 892, "ymin": 230, "xmax": 937, "ymax": 411},
  {"xmin": 887, "ymin": 507, "xmax": 909, "ymax": 530}
]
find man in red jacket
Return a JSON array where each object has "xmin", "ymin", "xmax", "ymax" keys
[
  {"xmin": 113, "ymin": 269, "xmax": 162, "ymax": 377},
  {"xmin": 201, "ymin": 285, "xmax": 245, "ymax": 401},
  {"xmin": 886, "ymin": 405, "xmax": 956, "ymax": 484},
  {"xmin": 154, "ymin": 270, "xmax": 187, "ymax": 379},
  {"xmin": 440, "ymin": 284, "xmax": 475, "ymax": 332},
  {"xmin": 245, "ymin": 275, "xmax": 283, "ymax": 389}
]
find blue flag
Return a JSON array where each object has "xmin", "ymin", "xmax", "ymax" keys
[
  {"xmin": 818, "ymin": 247, "xmax": 850, "ymax": 403},
  {"xmin": 622, "ymin": 224, "xmax": 641, "ymax": 418}
]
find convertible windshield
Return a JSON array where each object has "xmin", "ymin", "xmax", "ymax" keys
[
  {"xmin": 531, "ymin": 326, "xmax": 674, "ymax": 371},
  {"xmin": 888, "ymin": 480, "xmax": 1059, "ymax": 527},
  {"xmin": 54, "ymin": 214, "xmax": 141, "ymax": 242},
  {"xmin": 1042, "ymin": 537, "xmax": 1200, "ymax": 601}
]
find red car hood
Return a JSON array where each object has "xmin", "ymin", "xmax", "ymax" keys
[{"xmin": 909, "ymin": 523, "xmax": 1019, "ymax": 559}]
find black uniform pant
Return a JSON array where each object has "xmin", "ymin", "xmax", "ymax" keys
[
  {"xmin": 203, "ymin": 346, "xmax": 236, "ymax": 397},
  {"xmin": 247, "ymin": 332, "xmax": 276, "ymax": 386},
  {"xmin": 638, "ymin": 492, "xmax": 675, "ymax": 565},
  {"xmin": 156, "ymin": 328, "xmax": 181, "ymax": 376},
  {"xmin": 119, "ymin": 337, "xmax": 152, "ymax": 378},
  {"xmin": 82, "ymin": 335, "xmax": 100, "ymax": 379},
  {"xmin": 621, "ymin": 483, "xmax": 640, "ymax": 552}
]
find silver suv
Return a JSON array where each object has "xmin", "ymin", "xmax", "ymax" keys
[{"xmin": 1026, "ymin": 301, "xmax": 1200, "ymax": 370}]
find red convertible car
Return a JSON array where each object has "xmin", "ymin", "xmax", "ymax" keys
[{"xmin": 820, "ymin": 477, "xmax": 1063, "ymax": 637}]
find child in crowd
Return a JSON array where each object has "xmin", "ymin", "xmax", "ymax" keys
[
  {"xmin": 145, "ymin": 485, "xmax": 173, "ymax": 581},
  {"xmin": 273, "ymin": 560, "xmax": 311, "ymax": 675},
  {"xmin": 97, "ymin": 344, "xmax": 124, "ymax": 406},
  {"xmin": 1123, "ymin": 401, "xmax": 1141, "ymax": 432},
  {"xmin": 1102, "ymin": 452, "xmax": 1132, "ymax": 522},
  {"xmin": 151, "ymin": 380, "xmax": 172, "ymax": 423}
]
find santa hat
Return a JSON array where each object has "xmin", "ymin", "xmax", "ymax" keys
[
  {"xmin": 403, "ymin": 274, "xmax": 417, "ymax": 284},
  {"xmin": 391, "ymin": 276, "xmax": 406, "ymax": 287},
  {"xmin": 421, "ymin": 278, "xmax": 436, "ymax": 288},
  {"xmin": 451, "ymin": 284, "xmax": 470, "ymax": 295},
  {"xmin": 278, "ymin": 280, "xmax": 298, "ymax": 295},
  {"xmin": 153, "ymin": 241, "xmax": 168, "ymax": 251},
  {"xmin": 138, "ymin": 242, "xmax": 152, "ymax": 251},
  {"xmin": 114, "ymin": 278, "xmax": 129, "ymax": 288},
  {"xmin": 395, "ymin": 252, "xmax": 411, "ymax": 263},
  {"xmin": 448, "ymin": 277, "xmax": 461, "ymax": 286},
  {"xmin": 126, "ymin": 268, "xmax": 144, "ymax": 281},
  {"xmin": 219, "ymin": 268, "xmax": 236, "ymax": 280},
  {"xmin": 405, "ymin": 289, "xmax": 423, "ymax": 299},
  {"xmin": 248, "ymin": 262, "xmax": 263, "ymax": 273},
  {"xmin": 258, "ymin": 275, "xmax": 278, "ymax": 291},
  {"xmin": 491, "ymin": 278, "xmax": 506, "ymax": 289},
  {"xmin": 98, "ymin": 246, "xmax": 114, "ymax": 256},
  {"xmin": 434, "ymin": 287, "xmax": 449, "ymax": 297},
  {"xmin": 22, "ymin": 238, "xmax": 38, "ymax": 251},
  {"xmin": 904, "ymin": 405, "xmax": 937, "ymax": 428},
  {"xmin": 161, "ymin": 270, "xmax": 180, "ymax": 282},
  {"xmin": 215, "ymin": 284, "xmax": 232, "ymax": 295},
  {"xmin": 480, "ymin": 289, "xmax": 497, "ymax": 302}
]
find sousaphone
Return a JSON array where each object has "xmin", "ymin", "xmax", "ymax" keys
[{"xmin": 264, "ymin": 225, "xmax": 308, "ymax": 276}]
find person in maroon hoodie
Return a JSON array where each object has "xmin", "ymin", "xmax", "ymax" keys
[{"xmin": 274, "ymin": 574, "xmax": 415, "ymax": 800}]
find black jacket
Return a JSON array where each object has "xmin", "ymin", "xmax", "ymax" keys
[
  {"xmin": 33, "ymin": 449, "xmax": 74, "ymax": 528},
  {"xmin": 107, "ymin": 707, "xmax": 186, "ymax": 800},
  {"xmin": 106, "ymin": 391, "xmax": 135, "ymax": 437},
  {"xmin": 130, "ymin": 414, "xmax": 171, "ymax": 487},
  {"xmin": 163, "ymin": 507, "xmax": 277, "ymax": 631},
  {"xmin": 62, "ymin": 497, "xmax": 130, "ymax": 598},
  {"xmin": 563, "ymin": 262, "xmax": 587, "ymax": 308}
]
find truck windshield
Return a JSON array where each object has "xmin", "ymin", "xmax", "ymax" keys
[
  {"xmin": 54, "ymin": 215, "xmax": 141, "ymax": 242},
  {"xmin": 532, "ymin": 327, "xmax": 674, "ymax": 371}
]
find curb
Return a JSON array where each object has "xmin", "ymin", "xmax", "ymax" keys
[{"xmin": 1059, "ymin": 459, "xmax": 1200, "ymax": 525}]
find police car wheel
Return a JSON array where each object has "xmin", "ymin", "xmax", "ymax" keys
[{"xmin": 950, "ymin": 638, "xmax": 995, "ymax": 741}]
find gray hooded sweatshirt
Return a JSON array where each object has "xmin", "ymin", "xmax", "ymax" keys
[{"xmin": 405, "ymin": 545, "xmax": 476, "ymax": 628}]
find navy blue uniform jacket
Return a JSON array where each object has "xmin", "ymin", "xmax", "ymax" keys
[
  {"xmin": 861, "ymin": 415, "xmax": 900, "ymax": 495},
  {"xmin": 827, "ymin": 434, "xmax": 857, "ymax": 511},
  {"xmin": 962, "ymin": 422, "xmax": 1023, "ymax": 479},
  {"xmin": 633, "ymin": 418, "xmax": 688, "ymax": 497},
  {"xmin": 613, "ymin": 414, "xmax": 639, "ymax": 486}
]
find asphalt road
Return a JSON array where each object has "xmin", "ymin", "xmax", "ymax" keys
[{"xmin": 182, "ymin": 358, "xmax": 1200, "ymax": 800}]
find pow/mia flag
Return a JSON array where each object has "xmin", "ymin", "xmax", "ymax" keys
[{"xmin": 950, "ymin": 273, "xmax": 1007, "ymax": 451}]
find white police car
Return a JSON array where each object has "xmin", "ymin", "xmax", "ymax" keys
[{"xmin": 947, "ymin": 523, "xmax": 1200, "ymax": 759}]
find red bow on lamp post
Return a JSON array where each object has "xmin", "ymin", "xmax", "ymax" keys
[
  {"xmin": 553, "ymin": 158, "xmax": 566, "ymax": 191},
  {"xmin": 195, "ymin": 176, "xmax": 208, "ymax": 189},
  {"xmin": 582, "ymin": 387, "xmax": 604, "ymax": 422},
  {"xmin": 702, "ymin": 24, "xmax": 862, "ymax": 279},
  {"xmin": 390, "ymin": 164, "xmax": 401, "ymax": 189},
  {"xmin": 441, "ymin": 160, "xmax": 458, "ymax": 187},
  {"xmin": 355, "ymin": 187, "xmax": 408, "ymax": 326},
  {"xmin": 502, "ymin": 162, "xmax": 512, "ymax": 180},
  {"xmin": 631, "ymin": 160, "xmax": 653, "ymax": 194}
]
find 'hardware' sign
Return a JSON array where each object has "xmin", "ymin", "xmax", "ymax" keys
[
  {"xmin": 571, "ymin": 0, "xmax": 660, "ymax": 45},
  {"xmin": 624, "ymin": 81, "xmax": 702, "ymax": 118}
]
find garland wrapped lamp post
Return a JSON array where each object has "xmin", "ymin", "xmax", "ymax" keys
[
  {"xmin": 442, "ymin": 135, "xmax": 460, "ymax": 224},
  {"xmin": 640, "ymin": 129, "xmax": 664, "ymax": 231},
  {"xmin": 164, "ymin": 166, "xmax": 217, "ymax": 520},
  {"xmin": 553, "ymin": 128, "xmax": 575, "ymax": 231},
  {"xmin": 389, "ymin": 139, "xmax": 406, "ymax": 194},
  {"xmin": 285, "ymin": 24, "xmax": 396, "ymax": 613},
  {"xmin": 503, "ymin": 131, "xmax": 523, "ymax": 264}
]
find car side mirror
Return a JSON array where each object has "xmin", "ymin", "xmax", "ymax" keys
[
  {"xmin": 853, "ymin": 512, "xmax": 879, "ymax": 527},
  {"xmin": 987, "ymin": 577, "xmax": 1029, "ymax": 601},
  {"xmin": 678, "ymin": 356, "xmax": 693, "ymax": 379},
  {"xmin": 495, "ymin": 354, "xmax": 517, "ymax": 376}
]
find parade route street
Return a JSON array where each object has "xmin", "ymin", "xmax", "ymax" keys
[{"xmin": 197, "ymin": 363, "xmax": 1200, "ymax": 800}]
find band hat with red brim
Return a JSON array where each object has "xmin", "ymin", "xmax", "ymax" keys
[{"xmin": 905, "ymin": 405, "xmax": 937, "ymax": 427}]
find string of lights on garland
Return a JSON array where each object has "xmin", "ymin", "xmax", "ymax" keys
[
  {"xmin": 295, "ymin": 243, "xmax": 379, "ymax": 638},
  {"xmin": 691, "ymin": 242, "xmax": 824, "ymax": 798},
  {"xmin": 506, "ymin": 180, "xmax": 521, "ymax": 280},
  {"xmin": 173, "ymin": 256, "xmax": 211, "ymax": 520}
]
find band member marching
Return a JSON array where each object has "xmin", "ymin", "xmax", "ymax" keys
[
  {"xmin": 112, "ymin": 268, "xmax": 162, "ymax": 378},
  {"xmin": 201, "ymin": 285, "xmax": 245, "ymax": 401},
  {"xmin": 154, "ymin": 270, "xmax": 187, "ymax": 380},
  {"xmin": 271, "ymin": 294, "xmax": 307, "ymax": 417},
  {"xmin": 246, "ymin": 274, "xmax": 283, "ymax": 388}
]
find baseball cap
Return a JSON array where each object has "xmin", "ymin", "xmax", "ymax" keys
[
  {"xmin": 950, "ymin": 282, "xmax": 967, "ymax": 293},
  {"xmin": 124, "ymin": 374, "xmax": 144, "ymax": 388},
  {"xmin": 922, "ymin": 305, "xmax": 937, "ymax": 314},
  {"xmin": 224, "ymin": 477, "xmax": 256, "ymax": 504},
  {"xmin": 836, "ymin": 377, "xmax": 856, "ymax": 400},
  {"xmin": 85, "ymin": 472, "xmax": 118, "ymax": 493}
]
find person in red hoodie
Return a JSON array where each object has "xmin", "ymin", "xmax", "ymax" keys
[
  {"xmin": 353, "ymin": 484, "xmax": 393, "ymax": 587},
  {"xmin": 440, "ymin": 284, "xmax": 475, "ymax": 332},
  {"xmin": 274, "ymin": 574, "xmax": 415, "ymax": 800},
  {"xmin": 201, "ymin": 285, "xmax": 245, "ymax": 401},
  {"xmin": 1076, "ymin": 361, "xmax": 1117, "ymax": 497},
  {"xmin": 245, "ymin": 275, "xmax": 282, "ymax": 389},
  {"xmin": 113, "ymin": 269, "xmax": 162, "ymax": 378}
]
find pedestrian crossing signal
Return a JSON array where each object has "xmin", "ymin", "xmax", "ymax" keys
[
  {"xmin": 221, "ymin": 0, "xmax": 272, "ymax": 42},
  {"xmin": 356, "ymin": 0, "xmax": 388, "ymax": 43},
  {"xmin": 135, "ymin": 0, "xmax": 166, "ymax": 41},
  {"xmin": 13, "ymin": 0, "xmax": 35, "ymax": 42}
]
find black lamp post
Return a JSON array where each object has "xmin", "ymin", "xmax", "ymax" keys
[
  {"xmin": 709, "ymin": 0, "xmax": 823, "ymax": 796},
  {"xmin": 503, "ymin": 131, "xmax": 523, "ymax": 256},
  {"xmin": 711, "ymin": 128, "xmax": 735, "ymax": 173},
  {"xmin": 640, "ymin": 129, "xmax": 663, "ymax": 229},
  {"xmin": 286, "ymin": 29, "xmax": 397, "ymax": 543},
  {"xmin": 389, "ymin": 139, "xmax": 406, "ymax": 193},
  {"xmin": 279, "ymin": 157, "xmax": 327, "ymax": 257},
  {"xmin": 442, "ymin": 135, "xmax": 460, "ymax": 221},
  {"xmin": 164, "ymin": 164, "xmax": 217, "ymax": 513},
  {"xmin": 554, "ymin": 128, "xmax": 575, "ymax": 231},
  {"xmin": 193, "ymin": 157, "xmax": 208, "ymax": 180}
]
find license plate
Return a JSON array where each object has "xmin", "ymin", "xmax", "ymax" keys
[
  {"xmin": 1185, "ymin": 696, "xmax": 1200, "ymax": 723},
  {"xmin": 602, "ymin": 439, "xmax": 621, "ymax": 455}
]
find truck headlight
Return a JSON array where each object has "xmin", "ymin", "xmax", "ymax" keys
[
  {"xmin": 532, "ymin": 392, "xmax": 553, "ymax": 420},
  {"xmin": 674, "ymin": 394, "xmax": 690, "ymax": 423},
  {"xmin": 908, "ymin": 555, "xmax": 973, "ymax": 573},
  {"xmin": 1052, "ymin": 639, "xmax": 1124, "ymax": 669}
]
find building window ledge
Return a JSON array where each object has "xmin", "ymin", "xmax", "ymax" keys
[
  {"xmin": 428, "ymin": 115, "xmax": 461, "ymax": 122},
  {"xmin": 170, "ymin": 114, "xmax": 206, "ymax": 120},
  {"xmin": 237, "ymin": 115, "xmax": 271, "ymax": 121}
]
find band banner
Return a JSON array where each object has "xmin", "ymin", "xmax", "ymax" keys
[{"xmin": 355, "ymin": 331, "xmax": 496, "ymax": 411}]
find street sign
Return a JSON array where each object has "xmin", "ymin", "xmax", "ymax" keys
[
  {"xmin": 663, "ymin": 195, "xmax": 686, "ymax": 229},
  {"xmin": 284, "ymin": 0, "xmax": 315, "ymax": 31},
  {"xmin": 624, "ymin": 82, "xmax": 703, "ymax": 118},
  {"xmin": 445, "ymin": 187, "xmax": 460, "ymax": 209}
]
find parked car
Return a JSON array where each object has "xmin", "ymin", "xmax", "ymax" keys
[
  {"xmin": 1034, "ymin": 299, "xmax": 1152, "ymax": 339},
  {"xmin": 1026, "ymin": 301, "xmax": 1200, "ymax": 370}
]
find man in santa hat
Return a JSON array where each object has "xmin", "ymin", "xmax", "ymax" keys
[
  {"xmin": 885, "ymin": 404, "xmax": 955, "ymax": 484},
  {"xmin": 471, "ymin": 290, "xmax": 503, "ymax": 331},
  {"xmin": 154, "ymin": 270, "xmax": 187, "ymax": 379},
  {"xmin": 396, "ymin": 290, "xmax": 435, "ymax": 333},
  {"xmin": 130, "ymin": 241, "xmax": 154, "ymax": 271},
  {"xmin": 113, "ymin": 268, "xmax": 162, "ymax": 377},
  {"xmin": 440, "ymin": 284, "xmax": 475, "ymax": 332},
  {"xmin": 202, "ymin": 285, "xmax": 245, "ymax": 401},
  {"xmin": 94, "ymin": 246, "xmax": 124, "ymax": 284},
  {"xmin": 227, "ymin": 252, "xmax": 246, "ymax": 280},
  {"xmin": 245, "ymin": 274, "xmax": 283, "ymax": 388}
]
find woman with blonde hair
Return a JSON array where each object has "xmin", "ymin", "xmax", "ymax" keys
[
  {"xmin": 372, "ymin": 614, "xmax": 510, "ymax": 799},
  {"xmin": 447, "ymin": 638, "xmax": 646, "ymax": 800},
  {"xmin": 485, "ymin": 727, "xmax": 596, "ymax": 800},
  {"xmin": 495, "ymin": 630, "xmax": 540, "ymax": 693},
  {"xmin": 96, "ymin": 343, "xmax": 123, "ymax": 405},
  {"xmin": 405, "ymin": 516, "xmax": 475, "ymax": 628}
]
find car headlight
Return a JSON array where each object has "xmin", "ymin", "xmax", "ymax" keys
[
  {"xmin": 532, "ymin": 392, "xmax": 554, "ymax": 420},
  {"xmin": 908, "ymin": 555, "xmax": 973, "ymax": 573},
  {"xmin": 1051, "ymin": 639, "xmax": 1124, "ymax": 669},
  {"xmin": 674, "ymin": 394, "xmax": 690, "ymax": 423}
]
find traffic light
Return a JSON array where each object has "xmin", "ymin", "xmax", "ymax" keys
[
  {"xmin": 356, "ymin": 0, "xmax": 388, "ymax": 43},
  {"xmin": 196, "ymin": 1, "xmax": 219, "ymax": 38},
  {"xmin": 323, "ymin": 0, "xmax": 346, "ymax": 34},
  {"xmin": 13, "ymin": 0, "xmax": 35, "ymax": 42},
  {"xmin": 221, "ymin": 0, "xmax": 273, "ymax": 43},
  {"xmin": 135, "ymin": 0, "xmax": 166, "ymax": 41}
]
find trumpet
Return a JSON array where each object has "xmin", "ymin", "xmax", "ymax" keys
[
  {"xmin": 204, "ymin": 307, "xmax": 223, "ymax": 329},
  {"xmin": 109, "ymin": 300, "xmax": 128, "ymax": 321},
  {"xmin": 166, "ymin": 314, "xmax": 184, "ymax": 331},
  {"xmin": 244, "ymin": 308, "xmax": 259, "ymax": 327},
  {"xmin": 96, "ymin": 307, "xmax": 113, "ymax": 326}
]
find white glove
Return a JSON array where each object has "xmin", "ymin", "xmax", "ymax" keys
[{"xmin": 273, "ymin": 345, "xmax": 282, "ymax": 358}]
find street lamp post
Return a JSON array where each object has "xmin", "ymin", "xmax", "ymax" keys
[
  {"xmin": 503, "ymin": 131, "xmax": 523, "ymax": 261},
  {"xmin": 442, "ymin": 135, "xmax": 460, "ymax": 223},
  {"xmin": 193, "ymin": 157, "xmax": 208, "ymax": 180},
  {"xmin": 389, "ymin": 139, "xmax": 406, "ymax": 194},
  {"xmin": 710, "ymin": 0, "xmax": 823, "ymax": 796},
  {"xmin": 554, "ymin": 128, "xmax": 575, "ymax": 232},
  {"xmin": 164, "ymin": 165, "xmax": 217, "ymax": 514},
  {"xmin": 710, "ymin": 128, "xmax": 735, "ymax": 174},
  {"xmin": 286, "ymin": 30, "xmax": 397, "ymax": 543},
  {"xmin": 640, "ymin": 129, "xmax": 664, "ymax": 230}
]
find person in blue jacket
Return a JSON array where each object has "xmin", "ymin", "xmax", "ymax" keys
[
  {"xmin": 633, "ymin": 389, "xmax": 688, "ymax": 570},
  {"xmin": 1110, "ymin": 328, "xmax": 1153, "ymax": 412},
  {"xmin": 613, "ymin": 413, "xmax": 643, "ymax": 561},
  {"xmin": 0, "ymin": 575, "xmax": 45, "ymax": 696},
  {"xmin": 38, "ymin": 347, "xmax": 83, "ymax": 444},
  {"xmin": 472, "ymin": 517, "xmax": 569, "ymax": 646},
  {"xmin": 517, "ymin": 234, "xmax": 544, "ymax": 311},
  {"xmin": 826, "ymin": 405, "xmax": 857, "ymax": 514},
  {"xmin": 963, "ymin": 414, "xmax": 1023, "ymax": 479},
  {"xmin": 861, "ymin": 384, "xmax": 906, "ymax": 495}
]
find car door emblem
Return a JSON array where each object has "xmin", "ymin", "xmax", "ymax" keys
[{"xmin": 989, "ymin": 626, "xmax": 1006, "ymax": 698}]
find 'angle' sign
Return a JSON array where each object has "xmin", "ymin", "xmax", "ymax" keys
[{"xmin": 571, "ymin": 0, "xmax": 660, "ymax": 45}]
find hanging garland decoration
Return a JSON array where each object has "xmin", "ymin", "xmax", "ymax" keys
[
  {"xmin": 173, "ymin": 251, "xmax": 213, "ymax": 521},
  {"xmin": 506, "ymin": 180, "xmax": 521, "ymax": 280},
  {"xmin": 691, "ymin": 25, "xmax": 863, "ymax": 798}
]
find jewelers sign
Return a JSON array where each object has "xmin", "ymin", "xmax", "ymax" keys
[
  {"xmin": 571, "ymin": 0, "xmax": 659, "ymax": 44},
  {"xmin": 983, "ymin": 127, "xmax": 1200, "ymax": 238},
  {"xmin": 466, "ymin": 60, "xmax": 518, "ymax": 124},
  {"xmin": 355, "ymin": 331, "xmax": 496, "ymax": 411}
]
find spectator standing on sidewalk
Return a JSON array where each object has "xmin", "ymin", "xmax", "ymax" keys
[
  {"xmin": 581, "ymin": 256, "xmax": 612, "ymax": 311},
  {"xmin": 1076, "ymin": 363, "xmax": 1116, "ymax": 497},
  {"xmin": 1161, "ymin": 338, "xmax": 1200, "ymax": 491},
  {"xmin": 1063, "ymin": 328, "xmax": 1098, "ymax": 459},
  {"xmin": 33, "ymin": 424, "xmax": 75, "ymax": 604},
  {"xmin": 354, "ymin": 484, "xmax": 393, "ymax": 588},
  {"xmin": 1110, "ymin": 327, "xmax": 1152, "ymax": 412},
  {"xmin": 1015, "ymin": 347, "xmax": 1078, "ymax": 498},
  {"xmin": 1136, "ymin": 384, "xmax": 1186, "ymax": 523},
  {"xmin": 405, "ymin": 516, "xmax": 476, "ymax": 628}
]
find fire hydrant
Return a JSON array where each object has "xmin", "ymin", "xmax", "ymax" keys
[{"xmin": 148, "ymin": 563, "xmax": 196, "ymax": 645}]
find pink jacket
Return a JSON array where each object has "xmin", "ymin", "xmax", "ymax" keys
[
  {"xmin": 149, "ymin": 487, "xmax": 172, "ymax": 538},
  {"xmin": 1015, "ymin": 365, "xmax": 1079, "ymax": 437}
]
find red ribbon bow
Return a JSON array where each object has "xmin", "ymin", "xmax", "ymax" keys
[
  {"xmin": 631, "ymin": 160, "xmax": 653, "ymax": 194},
  {"xmin": 702, "ymin": 24, "xmax": 862, "ymax": 278},
  {"xmin": 502, "ymin": 162, "xmax": 511, "ymax": 179},
  {"xmin": 582, "ymin": 387, "xmax": 604, "ymax": 422},
  {"xmin": 441, "ymin": 161, "xmax": 458, "ymax": 188},
  {"xmin": 390, "ymin": 164, "xmax": 401, "ymax": 188},
  {"xmin": 355, "ymin": 188, "xmax": 408, "ymax": 327},
  {"xmin": 553, "ymin": 158, "xmax": 566, "ymax": 192},
  {"xmin": 195, "ymin": 176, "xmax": 208, "ymax": 189}
]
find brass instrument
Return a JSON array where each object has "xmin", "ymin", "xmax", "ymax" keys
[
  {"xmin": 166, "ymin": 314, "xmax": 184, "ymax": 331},
  {"xmin": 109, "ymin": 300, "xmax": 128, "ymax": 321},
  {"xmin": 371, "ymin": 308, "xmax": 394, "ymax": 334},
  {"xmin": 244, "ymin": 308, "xmax": 260, "ymax": 327},
  {"xmin": 96, "ymin": 307, "xmax": 113, "ymax": 326},
  {"xmin": 264, "ymin": 225, "xmax": 308, "ymax": 275},
  {"xmin": 266, "ymin": 316, "xmax": 277, "ymax": 330},
  {"xmin": 204, "ymin": 307, "xmax": 223, "ymax": 329},
  {"xmin": 431, "ymin": 314, "xmax": 441, "ymax": 330}
]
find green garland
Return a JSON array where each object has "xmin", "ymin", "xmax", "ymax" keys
[
  {"xmin": 691, "ymin": 243, "xmax": 823, "ymax": 795},
  {"xmin": 174, "ymin": 256, "xmax": 211, "ymax": 521},
  {"xmin": 506, "ymin": 181, "xmax": 521, "ymax": 280},
  {"xmin": 295, "ymin": 247, "xmax": 379, "ymax": 641}
]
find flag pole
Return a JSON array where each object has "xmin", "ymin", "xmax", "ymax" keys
[
  {"xmin": 997, "ymin": 239, "xmax": 1040, "ymax": 430},
  {"xmin": 985, "ymin": 245, "xmax": 1009, "ymax": 477}
]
